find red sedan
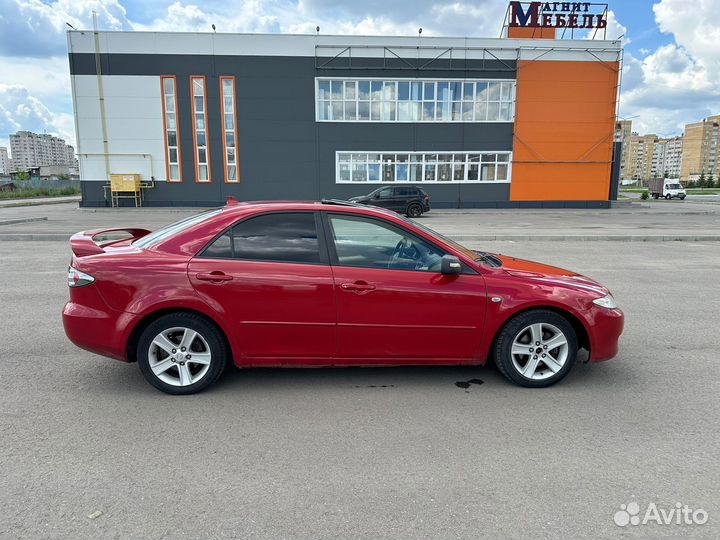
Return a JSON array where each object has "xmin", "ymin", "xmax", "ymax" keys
[{"xmin": 63, "ymin": 199, "xmax": 624, "ymax": 394}]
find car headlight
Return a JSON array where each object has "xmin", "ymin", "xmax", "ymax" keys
[{"xmin": 592, "ymin": 294, "xmax": 617, "ymax": 309}]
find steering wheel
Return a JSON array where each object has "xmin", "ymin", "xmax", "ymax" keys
[{"xmin": 389, "ymin": 237, "xmax": 422, "ymax": 269}]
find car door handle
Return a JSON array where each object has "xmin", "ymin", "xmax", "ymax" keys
[
  {"xmin": 196, "ymin": 272, "xmax": 233, "ymax": 282},
  {"xmin": 340, "ymin": 281, "xmax": 376, "ymax": 292}
]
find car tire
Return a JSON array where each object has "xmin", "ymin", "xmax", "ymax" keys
[
  {"xmin": 137, "ymin": 313, "xmax": 227, "ymax": 395},
  {"xmin": 665, "ymin": 194, "xmax": 671, "ymax": 200},
  {"xmin": 652, "ymin": 193, "xmax": 659, "ymax": 199},
  {"xmin": 406, "ymin": 203, "xmax": 423, "ymax": 218},
  {"xmin": 494, "ymin": 310, "xmax": 578, "ymax": 388},
  {"xmin": 680, "ymin": 195, "xmax": 686, "ymax": 200}
]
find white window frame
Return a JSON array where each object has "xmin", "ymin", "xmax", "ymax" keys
[
  {"xmin": 220, "ymin": 76, "xmax": 239, "ymax": 183},
  {"xmin": 160, "ymin": 75, "xmax": 182, "ymax": 182},
  {"xmin": 335, "ymin": 151, "xmax": 512, "ymax": 184},
  {"xmin": 191, "ymin": 76, "xmax": 211, "ymax": 183},
  {"xmin": 316, "ymin": 77, "xmax": 516, "ymax": 123}
]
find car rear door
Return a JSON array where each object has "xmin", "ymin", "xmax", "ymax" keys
[
  {"xmin": 323, "ymin": 212, "xmax": 486, "ymax": 363},
  {"xmin": 188, "ymin": 211, "xmax": 336, "ymax": 362}
]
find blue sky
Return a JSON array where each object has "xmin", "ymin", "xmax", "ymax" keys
[{"xmin": 1, "ymin": 0, "xmax": 719, "ymax": 150}]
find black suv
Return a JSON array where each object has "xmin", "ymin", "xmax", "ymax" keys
[{"xmin": 349, "ymin": 186, "xmax": 431, "ymax": 217}]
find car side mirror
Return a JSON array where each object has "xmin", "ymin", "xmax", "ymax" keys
[{"xmin": 441, "ymin": 254, "xmax": 462, "ymax": 275}]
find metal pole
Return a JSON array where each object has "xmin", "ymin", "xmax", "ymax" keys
[{"xmin": 93, "ymin": 12, "xmax": 111, "ymax": 184}]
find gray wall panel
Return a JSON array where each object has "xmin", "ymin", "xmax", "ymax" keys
[{"xmin": 72, "ymin": 52, "xmax": 521, "ymax": 207}]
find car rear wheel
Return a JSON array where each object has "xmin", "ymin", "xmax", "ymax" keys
[
  {"xmin": 137, "ymin": 313, "xmax": 227, "ymax": 395},
  {"xmin": 406, "ymin": 203, "xmax": 423, "ymax": 218},
  {"xmin": 494, "ymin": 310, "xmax": 578, "ymax": 388}
]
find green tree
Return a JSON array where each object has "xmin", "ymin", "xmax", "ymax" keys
[
  {"xmin": 14, "ymin": 171, "xmax": 29, "ymax": 181},
  {"xmin": 698, "ymin": 172, "xmax": 706, "ymax": 188}
]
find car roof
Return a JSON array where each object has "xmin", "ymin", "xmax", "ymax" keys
[{"xmin": 220, "ymin": 199, "xmax": 400, "ymax": 218}]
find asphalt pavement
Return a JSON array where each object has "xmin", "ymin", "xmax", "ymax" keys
[
  {"xmin": 1, "ymin": 239, "xmax": 718, "ymax": 539},
  {"xmin": 1, "ymin": 198, "xmax": 720, "ymax": 241}
]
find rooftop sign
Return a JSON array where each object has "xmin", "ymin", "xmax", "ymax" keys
[{"xmin": 509, "ymin": 2, "xmax": 608, "ymax": 30}]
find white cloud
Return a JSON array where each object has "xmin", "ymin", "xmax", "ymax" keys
[
  {"xmin": 0, "ymin": 0, "xmax": 719, "ymax": 146},
  {"xmin": 0, "ymin": 0, "xmax": 132, "ymax": 57},
  {"xmin": 134, "ymin": 0, "xmax": 280, "ymax": 33},
  {"xmin": 615, "ymin": 0, "xmax": 720, "ymax": 135},
  {"xmin": 0, "ymin": 84, "xmax": 75, "ymax": 149},
  {"xmin": 583, "ymin": 10, "xmax": 627, "ymax": 43}
]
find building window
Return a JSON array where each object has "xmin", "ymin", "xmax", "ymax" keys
[
  {"xmin": 336, "ymin": 152, "xmax": 511, "ymax": 183},
  {"xmin": 191, "ymin": 76, "xmax": 211, "ymax": 182},
  {"xmin": 161, "ymin": 76, "xmax": 181, "ymax": 182},
  {"xmin": 317, "ymin": 78, "xmax": 515, "ymax": 123},
  {"xmin": 220, "ymin": 77, "xmax": 239, "ymax": 183}
]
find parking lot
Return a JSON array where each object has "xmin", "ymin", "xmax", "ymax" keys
[{"xmin": 1, "ymin": 210, "xmax": 719, "ymax": 538}]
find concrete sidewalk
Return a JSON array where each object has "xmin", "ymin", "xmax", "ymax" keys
[
  {"xmin": 0, "ymin": 200, "xmax": 719, "ymax": 242},
  {"xmin": 0, "ymin": 195, "xmax": 81, "ymax": 208}
]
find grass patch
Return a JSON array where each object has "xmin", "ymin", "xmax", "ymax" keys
[
  {"xmin": 0, "ymin": 187, "xmax": 80, "ymax": 200},
  {"xmin": 686, "ymin": 188, "xmax": 720, "ymax": 195}
]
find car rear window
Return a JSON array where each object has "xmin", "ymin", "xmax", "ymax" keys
[
  {"xmin": 202, "ymin": 212, "xmax": 321, "ymax": 264},
  {"xmin": 133, "ymin": 209, "xmax": 223, "ymax": 249}
]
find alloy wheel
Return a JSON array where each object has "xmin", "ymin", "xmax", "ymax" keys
[
  {"xmin": 148, "ymin": 327, "xmax": 212, "ymax": 386},
  {"xmin": 510, "ymin": 322, "xmax": 569, "ymax": 380}
]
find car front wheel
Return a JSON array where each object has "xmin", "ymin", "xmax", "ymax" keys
[
  {"xmin": 494, "ymin": 310, "xmax": 578, "ymax": 388},
  {"xmin": 137, "ymin": 313, "xmax": 227, "ymax": 395}
]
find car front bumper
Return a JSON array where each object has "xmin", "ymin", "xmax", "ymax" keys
[{"xmin": 588, "ymin": 307, "xmax": 624, "ymax": 362}]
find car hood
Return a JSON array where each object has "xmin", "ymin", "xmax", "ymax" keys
[{"xmin": 492, "ymin": 253, "xmax": 609, "ymax": 296}]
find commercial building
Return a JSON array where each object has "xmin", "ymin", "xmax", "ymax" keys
[
  {"xmin": 680, "ymin": 115, "xmax": 720, "ymax": 182},
  {"xmin": 9, "ymin": 131, "xmax": 77, "ymax": 171},
  {"xmin": 0, "ymin": 147, "xmax": 10, "ymax": 174},
  {"xmin": 68, "ymin": 26, "xmax": 622, "ymax": 208},
  {"xmin": 615, "ymin": 120, "xmax": 632, "ymax": 180},
  {"xmin": 651, "ymin": 136, "xmax": 683, "ymax": 179}
]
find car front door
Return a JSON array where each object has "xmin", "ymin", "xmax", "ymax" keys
[
  {"xmin": 323, "ymin": 212, "xmax": 487, "ymax": 363},
  {"xmin": 370, "ymin": 187, "xmax": 395, "ymax": 210},
  {"xmin": 188, "ymin": 212, "xmax": 336, "ymax": 362}
]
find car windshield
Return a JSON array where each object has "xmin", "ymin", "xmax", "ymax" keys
[
  {"xmin": 398, "ymin": 216, "xmax": 501, "ymax": 267},
  {"xmin": 667, "ymin": 184, "xmax": 682, "ymax": 189},
  {"xmin": 133, "ymin": 209, "xmax": 223, "ymax": 248}
]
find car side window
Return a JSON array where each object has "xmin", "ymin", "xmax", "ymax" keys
[
  {"xmin": 328, "ymin": 215, "xmax": 444, "ymax": 272},
  {"xmin": 202, "ymin": 213, "xmax": 321, "ymax": 264},
  {"xmin": 377, "ymin": 188, "xmax": 393, "ymax": 199},
  {"xmin": 394, "ymin": 187, "xmax": 409, "ymax": 197}
]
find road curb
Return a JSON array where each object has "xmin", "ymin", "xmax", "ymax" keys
[
  {"xmin": 0, "ymin": 197, "xmax": 80, "ymax": 208},
  {"xmin": 1, "ymin": 233, "xmax": 719, "ymax": 242},
  {"xmin": 0, "ymin": 217, "xmax": 48, "ymax": 226}
]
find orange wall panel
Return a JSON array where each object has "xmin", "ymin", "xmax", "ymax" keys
[
  {"xmin": 507, "ymin": 27, "xmax": 557, "ymax": 39},
  {"xmin": 510, "ymin": 60, "xmax": 619, "ymax": 201}
]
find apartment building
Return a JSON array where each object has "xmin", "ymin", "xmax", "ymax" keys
[
  {"xmin": 0, "ymin": 147, "xmax": 11, "ymax": 174},
  {"xmin": 623, "ymin": 134, "xmax": 656, "ymax": 183},
  {"xmin": 8, "ymin": 131, "xmax": 77, "ymax": 171},
  {"xmin": 680, "ymin": 115, "xmax": 720, "ymax": 182},
  {"xmin": 651, "ymin": 136, "xmax": 683, "ymax": 179}
]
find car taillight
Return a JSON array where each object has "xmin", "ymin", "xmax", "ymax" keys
[{"xmin": 67, "ymin": 266, "xmax": 95, "ymax": 288}]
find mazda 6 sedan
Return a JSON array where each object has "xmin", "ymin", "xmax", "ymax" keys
[{"xmin": 63, "ymin": 199, "xmax": 624, "ymax": 394}]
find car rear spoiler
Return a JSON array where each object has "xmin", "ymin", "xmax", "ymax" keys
[{"xmin": 70, "ymin": 228, "xmax": 152, "ymax": 257}]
